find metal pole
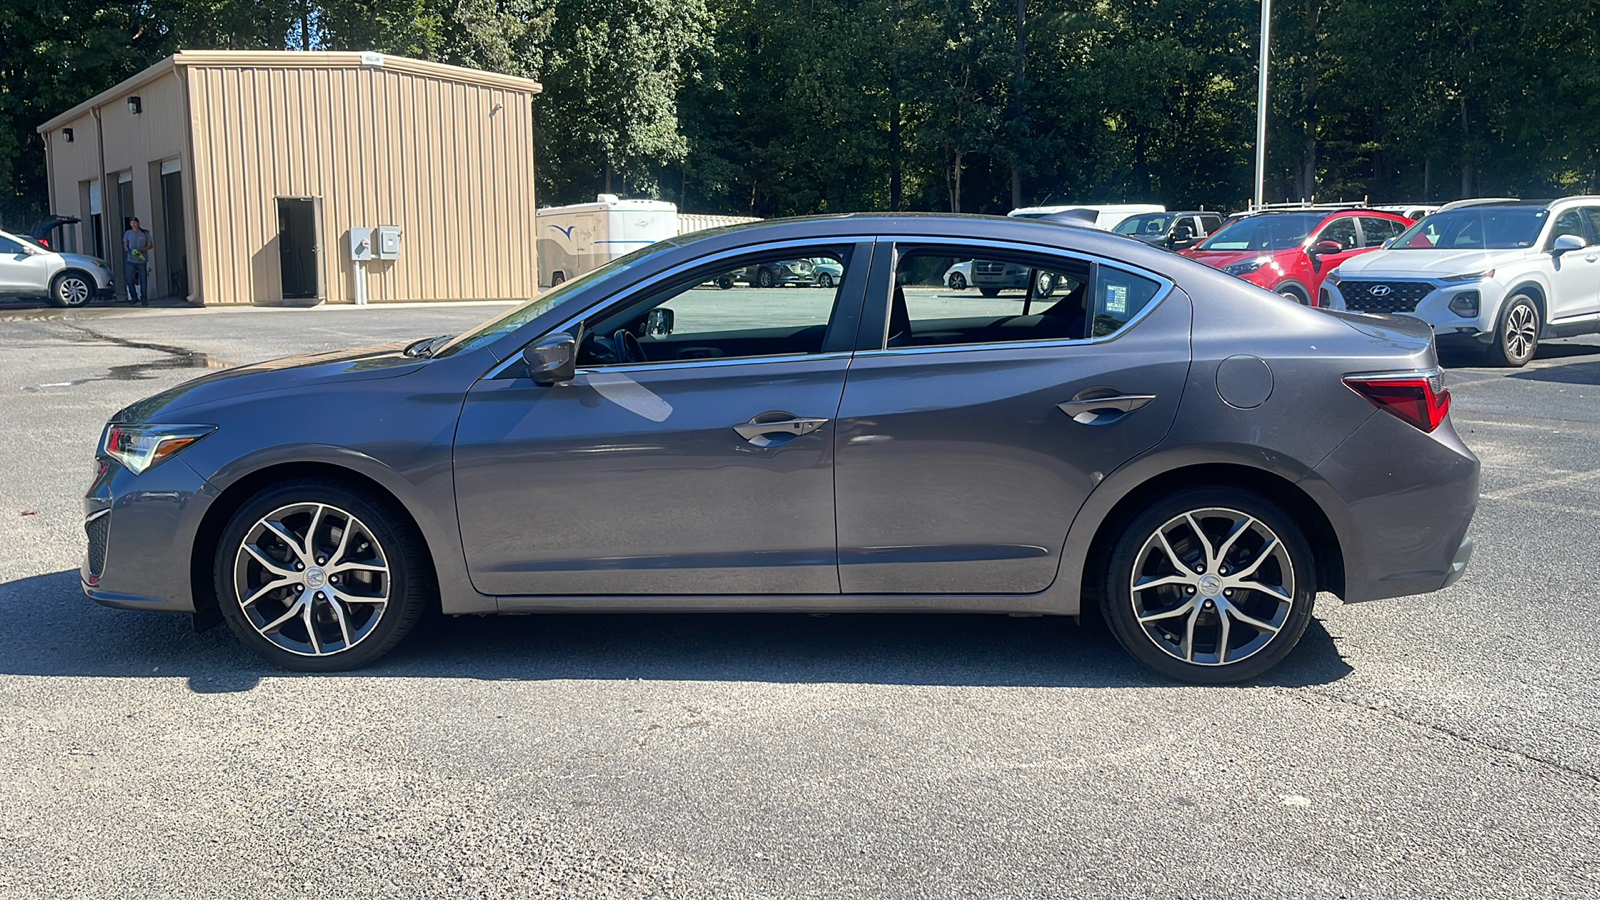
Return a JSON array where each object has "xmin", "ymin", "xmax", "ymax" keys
[{"xmin": 1254, "ymin": 0, "xmax": 1272, "ymax": 208}]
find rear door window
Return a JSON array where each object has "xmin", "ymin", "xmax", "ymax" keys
[
  {"xmin": 879, "ymin": 246, "xmax": 1163, "ymax": 348},
  {"xmin": 1359, "ymin": 217, "xmax": 1405, "ymax": 247}
]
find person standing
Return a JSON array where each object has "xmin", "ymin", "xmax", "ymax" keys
[{"xmin": 123, "ymin": 217, "xmax": 154, "ymax": 305}]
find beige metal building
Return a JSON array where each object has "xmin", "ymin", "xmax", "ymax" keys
[{"xmin": 37, "ymin": 51, "xmax": 542, "ymax": 305}]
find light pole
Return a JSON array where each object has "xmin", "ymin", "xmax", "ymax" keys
[{"xmin": 1254, "ymin": 0, "xmax": 1272, "ymax": 208}]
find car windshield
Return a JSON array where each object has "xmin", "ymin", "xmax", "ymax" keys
[
  {"xmin": 430, "ymin": 242, "xmax": 667, "ymax": 358},
  {"xmin": 1196, "ymin": 214, "xmax": 1322, "ymax": 251},
  {"xmin": 1113, "ymin": 213, "xmax": 1176, "ymax": 236},
  {"xmin": 1389, "ymin": 207, "xmax": 1549, "ymax": 250}
]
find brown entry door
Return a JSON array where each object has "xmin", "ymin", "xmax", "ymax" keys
[{"xmin": 277, "ymin": 198, "xmax": 318, "ymax": 300}]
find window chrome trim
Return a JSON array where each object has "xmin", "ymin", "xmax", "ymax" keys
[
  {"xmin": 575, "ymin": 350, "xmax": 855, "ymax": 376},
  {"xmin": 866, "ymin": 235, "xmax": 1177, "ymax": 356}
]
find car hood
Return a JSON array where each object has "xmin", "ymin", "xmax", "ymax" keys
[
  {"xmin": 58, "ymin": 251, "xmax": 109, "ymax": 268},
  {"xmin": 1334, "ymin": 248, "xmax": 1529, "ymax": 278},
  {"xmin": 112, "ymin": 342, "xmax": 427, "ymax": 424}
]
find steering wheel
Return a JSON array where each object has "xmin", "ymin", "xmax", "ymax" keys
[{"xmin": 613, "ymin": 329, "xmax": 645, "ymax": 364}]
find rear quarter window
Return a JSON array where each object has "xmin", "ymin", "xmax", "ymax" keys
[{"xmin": 1093, "ymin": 267, "xmax": 1161, "ymax": 337}]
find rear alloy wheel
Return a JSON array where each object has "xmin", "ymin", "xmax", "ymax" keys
[
  {"xmin": 948, "ymin": 272, "xmax": 967, "ymax": 291},
  {"xmin": 216, "ymin": 481, "xmax": 433, "ymax": 670},
  {"xmin": 1490, "ymin": 294, "xmax": 1539, "ymax": 367},
  {"xmin": 757, "ymin": 267, "xmax": 775, "ymax": 288},
  {"xmin": 1101, "ymin": 488, "xmax": 1316, "ymax": 684},
  {"xmin": 817, "ymin": 272, "xmax": 835, "ymax": 289},
  {"xmin": 51, "ymin": 272, "xmax": 93, "ymax": 308}
]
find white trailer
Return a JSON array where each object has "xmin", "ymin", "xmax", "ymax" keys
[{"xmin": 536, "ymin": 194, "xmax": 679, "ymax": 287}]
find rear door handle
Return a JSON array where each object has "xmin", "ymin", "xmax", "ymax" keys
[
  {"xmin": 1058, "ymin": 391, "xmax": 1156, "ymax": 424},
  {"xmin": 733, "ymin": 412, "xmax": 829, "ymax": 446}
]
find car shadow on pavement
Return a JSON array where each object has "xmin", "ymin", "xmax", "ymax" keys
[
  {"xmin": 1438, "ymin": 340, "xmax": 1600, "ymax": 370},
  {"xmin": 1509, "ymin": 359, "xmax": 1600, "ymax": 384},
  {"xmin": 0, "ymin": 569, "xmax": 1352, "ymax": 693}
]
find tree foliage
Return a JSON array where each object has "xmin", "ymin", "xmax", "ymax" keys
[{"xmin": 4, "ymin": 0, "xmax": 1600, "ymax": 227}]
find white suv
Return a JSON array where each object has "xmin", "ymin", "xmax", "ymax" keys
[
  {"xmin": 0, "ymin": 229, "xmax": 115, "ymax": 307},
  {"xmin": 1323, "ymin": 197, "xmax": 1600, "ymax": 366}
]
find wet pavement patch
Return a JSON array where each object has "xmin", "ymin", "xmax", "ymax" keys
[{"xmin": 20, "ymin": 324, "xmax": 226, "ymax": 391}]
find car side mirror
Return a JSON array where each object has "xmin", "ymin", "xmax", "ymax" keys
[
  {"xmin": 1381, "ymin": 238, "xmax": 1396, "ymax": 250},
  {"xmin": 1312, "ymin": 240, "xmax": 1343, "ymax": 255},
  {"xmin": 524, "ymin": 332, "xmax": 576, "ymax": 385},
  {"xmin": 1552, "ymin": 234, "xmax": 1586, "ymax": 255},
  {"xmin": 645, "ymin": 307, "xmax": 674, "ymax": 337}
]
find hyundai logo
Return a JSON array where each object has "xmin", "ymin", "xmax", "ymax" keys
[{"xmin": 1369, "ymin": 285, "xmax": 1393, "ymax": 296}]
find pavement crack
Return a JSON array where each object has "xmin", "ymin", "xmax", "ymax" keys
[
  {"xmin": 1285, "ymin": 686, "xmax": 1600, "ymax": 787},
  {"xmin": 18, "ymin": 324, "xmax": 225, "ymax": 390}
]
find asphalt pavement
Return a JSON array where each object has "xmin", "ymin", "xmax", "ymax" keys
[{"xmin": 0, "ymin": 298, "xmax": 1596, "ymax": 899}]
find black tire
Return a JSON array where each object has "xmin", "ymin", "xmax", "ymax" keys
[
  {"xmin": 550, "ymin": 271, "xmax": 566, "ymax": 287},
  {"xmin": 1488, "ymin": 293, "xmax": 1539, "ymax": 367},
  {"xmin": 50, "ymin": 271, "xmax": 94, "ymax": 308},
  {"xmin": 1099, "ymin": 486, "xmax": 1317, "ymax": 684},
  {"xmin": 817, "ymin": 272, "xmax": 834, "ymax": 289},
  {"xmin": 757, "ymin": 267, "xmax": 775, "ymax": 288},
  {"xmin": 716, "ymin": 275, "xmax": 735, "ymax": 290},
  {"xmin": 979, "ymin": 286, "xmax": 1001, "ymax": 298},
  {"xmin": 948, "ymin": 272, "xmax": 967, "ymax": 291},
  {"xmin": 214, "ymin": 479, "xmax": 435, "ymax": 671},
  {"xmin": 1036, "ymin": 272, "xmax": 1058, "ymax": 297}
]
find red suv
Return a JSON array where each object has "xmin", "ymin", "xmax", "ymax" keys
[{"xmin": 1180, "ymin": 208, "xmax": 1412, "ymax": 306}]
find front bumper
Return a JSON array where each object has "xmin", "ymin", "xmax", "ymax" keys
[
  {"xmin": 1300, "ymin": 408, "xmax": 1480, "ymax": 603},
  {"xmin": 1324, "ymin": 278, "xmax": 1501, "ymax": 340},
  {"xmin": 82, "ymin": 457, "xmax": 218, "ymax": 613}
]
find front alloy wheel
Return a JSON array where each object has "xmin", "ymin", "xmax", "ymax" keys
[
  {"xmin": 1102, "ymin": 488, "xmax": 1315, "ymax": 683},
  {"xmin": 52, "ymin": 273, "xmax": 93, "ymax": 308},
  {"xmin": 1491, "ymin": 295, "xmax": 1539, "ymax": 367},
  {"xmin": 216, "ymin": 481, "xmax": 432, "ymax": 670}
]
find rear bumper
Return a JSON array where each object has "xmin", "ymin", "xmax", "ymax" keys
[{"xmin": 1300, "ymin": 410, "xmax": 1480, "ymax": 603}]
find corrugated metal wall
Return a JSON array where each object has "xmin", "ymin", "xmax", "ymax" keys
[{"xmin": 185, "ymin": 62, "xmax": 538, "ymax": 304}]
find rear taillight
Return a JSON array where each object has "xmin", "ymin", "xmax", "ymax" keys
[{"xmin": 1343, "ymin": 370, "xmax": 1450, "ymax": 432}]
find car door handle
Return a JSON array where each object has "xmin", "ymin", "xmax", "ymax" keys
[
  {"xmin": 1058, "ymin": 391, "xmax": 1156, "ymax": 424},
  {"xmin": 733, "ymin": 412, "xmax": 829, "ymax": 446}
]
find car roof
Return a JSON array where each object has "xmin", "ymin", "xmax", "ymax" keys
[{"xmin": 655, "ymin": 212, "xmax": 1209, "ymax": 281}]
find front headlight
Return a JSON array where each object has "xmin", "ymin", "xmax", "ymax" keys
[
  {"xmin": 1325, "ymin": 271, "xmax": 1343, "ymax": 286},
  {"xmin": 1222, "ymin": 257, "xmax": 1269, "ymax": 276},
  {"xmin": 1441, "ymin": 270, "xmax": 1495, "ymax": 282},
  {"xmin": 102, "ymin": 424, "xmax": 216, "ymax": 475}
]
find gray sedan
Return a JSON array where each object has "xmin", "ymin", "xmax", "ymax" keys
[{"xmin": 83, "ymin": 214, "xmax": 1478, "ymax": 683}]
